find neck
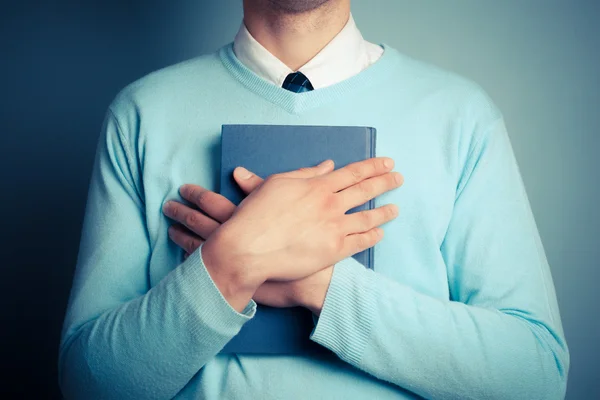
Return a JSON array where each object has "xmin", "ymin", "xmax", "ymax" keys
[{"xmin": 242, "ymin": 0, "xmax": 351, "ymax": 71}]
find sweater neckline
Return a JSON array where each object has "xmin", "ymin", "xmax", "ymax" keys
[{"xmin": 219, "ymin": 42, "xmax": 401, "ymax": 115}]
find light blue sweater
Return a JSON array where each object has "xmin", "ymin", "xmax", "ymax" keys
[{"xmin": 59, "ymin": 42, "xmax": 569, "ymax": 399}]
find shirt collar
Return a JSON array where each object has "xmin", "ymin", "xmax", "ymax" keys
[{"xmin": 233, "ymin": 13, "xmax": 370, "ymax": 90}]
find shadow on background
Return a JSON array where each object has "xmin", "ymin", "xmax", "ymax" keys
[
  {"xmin": 1, "ymin": 1, "xmax": 598, "ymax": 399},
  {"xmin": 1, "ymin": 1, "xmax": 240, "ymax": 398}
]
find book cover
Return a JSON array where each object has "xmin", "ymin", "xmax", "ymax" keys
[{"xmin": 219, "ymin": 124, "xmax": 376, "ymax": 354}]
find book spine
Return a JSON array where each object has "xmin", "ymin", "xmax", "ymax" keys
[{"xmin": 368, "ymin": 127, "xmax": 376, "ymax": 270}]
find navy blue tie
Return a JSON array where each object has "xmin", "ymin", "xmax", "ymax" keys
[{"xmin": 282, "ymin": 71, "xmax": 314, "ymax": 93}]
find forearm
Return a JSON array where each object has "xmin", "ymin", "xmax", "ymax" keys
[
  {"xmin": 59, "ymin": 246, "xmax": 255, "ymax": 400},
  {"xmin": 310, "ymin": 258, "xmax": 568, "ymax": 400}
]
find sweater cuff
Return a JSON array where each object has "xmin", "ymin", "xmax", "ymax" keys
[
  {"xmin": 178, "ymin": 242, "xmax": 256, "ymax": 343},
  {"xmin": 309, "ymin": 256, "xmax": 377, "ymax": 365}
]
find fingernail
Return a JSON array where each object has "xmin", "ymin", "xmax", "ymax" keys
[
  {"xmin": 322, "ymin": 159, "xmax": 333, "ymax": 168},
  {"xmin": 394, "ymin": 172, "xmax": 403, "ymax": 184},
  {"xmin": 384, "ymin": 158, "xmax": 394, "ymax": 168},
  {"xmin": 236, "ymin": 167, "xmax": 252, "ymax": 179},
  {"xmin": 162, "ymin": 201, "xmax": 171, "ymax": 212}
]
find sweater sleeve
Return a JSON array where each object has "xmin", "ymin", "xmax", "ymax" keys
[
  {"xmin": 310, "ymin": 116, "xmax": 569, "ymax": 400},
  {"xmin": 58, "ymin": 108, "xmax": 256, "ymax": 400}
]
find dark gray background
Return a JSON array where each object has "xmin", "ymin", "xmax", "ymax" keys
[{"xmin": 1, "ymin": 1, "xmax": 598, "ymax": 398}]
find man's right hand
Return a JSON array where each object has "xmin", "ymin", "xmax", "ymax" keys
[{"xmin": 201, "ymin": 157, "xmax": 403, "ymax": 310}]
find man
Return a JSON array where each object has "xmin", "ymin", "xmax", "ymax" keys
[{"xmin": 58, "ymin": 0, "xmax": 569, "ymax": 398}]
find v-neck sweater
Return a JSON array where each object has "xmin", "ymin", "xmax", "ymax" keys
[{"xmin": 58, "ymin": 42, "xmax": 568, "ymax": 400}]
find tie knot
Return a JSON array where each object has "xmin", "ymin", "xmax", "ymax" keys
[{"xmin": 282, "ymin": 72, "xmax": 314, "ymax": 93}]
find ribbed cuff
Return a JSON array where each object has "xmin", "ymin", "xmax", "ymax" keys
[
  {"xmin": 177, "ymin": 242, "xmax": 256, "ymax": 344},
  {"xmin": 310, "ymin": 256, "xmax": 377, "ymax": 365}
]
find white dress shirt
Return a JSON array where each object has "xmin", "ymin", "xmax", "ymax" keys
[{"xmin": 233, "ymin": 13, "xmax": 384, "ymax": 90}]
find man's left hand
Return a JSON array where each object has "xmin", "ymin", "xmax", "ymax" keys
[{"xmin": 162, "ymin": 167, "xmax": 333, "ymax": 315}]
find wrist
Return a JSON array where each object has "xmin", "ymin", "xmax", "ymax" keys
[
  {"xmin": 293, "ymin": 267, "xmax": 334, "ymax": 316},
  {"xmin": 301, "ymin": 292, "xmax": 324, "ymax": 316},
  {"xmin": 201, "ymin": 229, "xmax": 265, "ymax": 312}
]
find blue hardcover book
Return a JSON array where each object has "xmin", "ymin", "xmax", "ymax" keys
[{"xmin": 219, "ymin": 124, "xmax": 376, "ymax": 354}]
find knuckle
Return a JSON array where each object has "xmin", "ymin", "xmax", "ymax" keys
[
  {"xmin": 371, "ymin": 228, "xmax": 383, "ymax": 242},
  {"xmin": 185, "ymin": 212, "xmax": 197, "ymax": 227},
  {"xmin": 266, "ymin": 174, "xmax": 287, "ymax": 189},
  {"xmin": 351, "ymin": 167, "xmax": 363, "ymax": 182},
  {"xmin": 361, "ymin": 211, "xmax": 374, "ymax": 228},
  {"xmin": 195, "ymin": 191, "xmax": 209, "ymax": 208},
  {"xmin": 322, "ymin": 193, "xmax": 339, "ymax": 212},
  {"xmin": 263, "ymin": 174, "xmax": 288, "ymax": 191},
  {"xmin": 372, "ymin": 228, "xmax": 383, "ymax": 242},
  {"xmin": 355, "ymin": 235, "xmax": 367, "ymax": 251},
  {"xmin": 264, "ymin": 174, "xmax": 278, "ymax": 184},
  {"xmin": 384, "ymin": 205, "xmax": 396, "ymax": 219},
  {"xmin": 369, "ymin": 158, "xmax": 379, "ymax": 171},
  {"xmin": 186, "ymin": 238, "xmax": 197, "ymax": 253},
  {"xmin": 358, "ymin": 181, "xmax": 373, "ymax": 201},
  {"xmin": 186, "ymin": 186, "xmax": 197, "ymax": 199}
]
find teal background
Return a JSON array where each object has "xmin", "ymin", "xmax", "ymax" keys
[{"xmin": 1, "ymin": 1, "xmax": 597, "ymax": 398}]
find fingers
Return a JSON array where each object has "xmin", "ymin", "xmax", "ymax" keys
[
  {"xmin": 179, "ymin": 184, "xmax": 235, "ymax": 223},
  {"xmin": 232, "ymin": 160, "xmax": 333, "ymax": 195},
  {"xmin": 341, "ymin": 227, "xmax": 385, "ymax": 259},
  {"xmin": 163, "ymin": 199, "xmax": 221, "ymax": 238},
  {"xmin": 337, "ymin": 171, "xmax": 403, "ymax": 211},
  {"xmin": 277, "ymin": 159, "xmax": 335, "ymax": 179},
  {"xmin": 233, "ymin": 167, "xmax": 264, "ymax": 195},
  {"xmin": 318, "ymin": 157, "xmax": 394, "ymax": 193},
  {"xmin": 342, "ymin": 203, "xmax": 399, "ymax": 235},
  {"xmin": 168, "ymin": 224, "xmax": 205, "ymax": 255}
]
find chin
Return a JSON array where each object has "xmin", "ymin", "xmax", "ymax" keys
[{"xmin": 266, "ymin": 0, "xmax": 334, "ymax": 14}]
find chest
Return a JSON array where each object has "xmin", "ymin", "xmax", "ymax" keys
[{"xmin": 139, "ymin": 113, "xmax": 459, "ymax": 300}]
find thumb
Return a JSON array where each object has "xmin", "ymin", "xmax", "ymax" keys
[
  {"xmin": 233, "ymin": 166, "xmax": 264, "ymax": 195},
  {"xmin": 280, "ymin": 159, "xmax": 335, "ymax": 179}
]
